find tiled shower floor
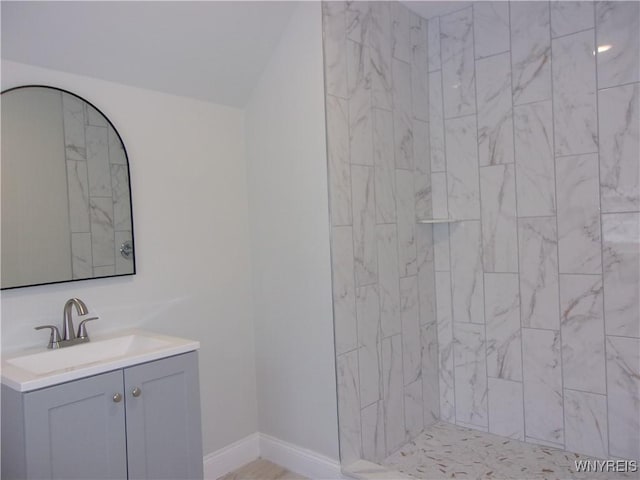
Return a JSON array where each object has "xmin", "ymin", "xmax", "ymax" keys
[{"xmin": 381, "ymin": 422, "xmax": 635, "ymax": 479}]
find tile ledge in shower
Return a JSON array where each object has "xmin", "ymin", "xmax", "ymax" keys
[
  {"xmin": 342, "ymin": 459, "xmax": 413, "ymax": 480},
  {"xmin": 416, "ymin": 218, "xmax": 457, "ymax": 224}
]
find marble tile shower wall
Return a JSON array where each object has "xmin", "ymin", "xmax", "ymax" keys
[
  {"xmin": 62, "ymin": 93, "xmax": 134, "ymax": 278},
  {"xmin": 426, "ymin": 0, "xmax": 639, "ymax": 462},
  {"xmin": 322, "ymin": 1, "xmax": 440, "ymax": 465}
]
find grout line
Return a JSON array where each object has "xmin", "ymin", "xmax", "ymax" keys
[
  {"xmin": 551, "ymin": 25, "xmax": 597, "ymax": 41},
  {"xmin": 597, "ymin": 79, "xmax": 640, "ymax": 92},
  {"xmin": 505, "ymin": 0, "xmax": 528, "ymax": 443},
  {"xmin": 470, "ymin": 1, "xmax": 490, "ymax": 434},
  {"xmin": 438, "ymin": 8, "xmax": 458, "ymax": 428},
  {"xmin": 548, "ymin": 0, "xmax": 568, "ymax": 450}
]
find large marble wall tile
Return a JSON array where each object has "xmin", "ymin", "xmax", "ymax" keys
[
  {"xmin": 550, "ymin": 1, "xmax": 594, "ymax": 38},
  {"xmin": 347, "ymin": 40, "xmax": 373, "ymax": 166},
  {"xmin": 396, "ymin": 169, "xmax": 417, "ymax": 277},
  {"xmin": 331, "ymin": 226, "xmax": 358, "ymax": 355},
  {"xmin": 416, "ymin": 225, "xmax": 436, "ymax": 326},
  {"xmin": 357, "ymin": 285, "xmax": 381, "ymax": 408},
  {"xmin": 556, "ymin": 153, "xmax": 602, "ymax": 274},
  {"xmin": 89, "ymin": 197, "xmax": 115, "ymax": 267},
  {"xmin": 86, "ymin": 126, "xmax": 112, "ymax": 198},
  {"xmin": 93, "ymin": 265, "xmax": 115, "ymax": 277},
  {"xmin": 322, "ymin": 2, "xmax": 348, "ymax": 99},
  {"xmin": 433, "ymin": 223, "xmax": 450, "ymax": 272},
  {"xmin": 337, "ymin": 350, "xmax": 362, "ymax": 464},
  {"xmin": 480, "ymin": 164, "xmax": 518, "ymax": 273},
  {"xmin": 560, "ymin": 275, "xmax": 606, "ymax": 394},
  {"xmin": 435, "ymin": 271, "xmax": 455, "ymax": 422},
  {"xmin": 602, "ymin": 212, "xmax": 640, "ymax": 338},
  {"xmin": 392, "ymin": 59, "xmax": 414, "ymax": 170},
  {"xmin": 441, "ymin": 7, "xmax": 476, "ymax": 119},
  {"xmin": 373, "ymin": 107, "xmax": 396, "ymax": 224},
  {"xmin": 71, "ymin": 232, "xmax": 92, "ymax": 279},
  {"xmin": 453, "ymin": 322, "xmax": 488, "ymax": 427},
  {"xmin": 404, "ymin": 380, "xmax": 424, "ymax": 439},
  {"xmin": 552, "ymin": 30, "xmax": 598, "ymax": 156},
  {"xmin": 476, "ymin": 52, "xmax": 514, "ymax": 167},
  {"xmin": 513, "ymin": 100, "xmax": 556, "ymax": 217},
  {"xmin": 410, "ymin": 16, "xmax": 429, "ymax": 122},
  {"xmin": 431, "ymin": 173, "xmax": 449, "ymax": 221},
  {"xmin": 596, "ymin": 1, "xmax": 640, "ymax": 88},
  {"xmin": 377, "ymin": 224, "xmax": 401, "ymax": 338},
  {"xmin": 450, "ymin": 221, "xmax": 484, "ymax": 324},
  {"xmin": 383, "ymin": 334, "xmax": 406, "ymax": 454},
  {"xmin": 445, "ymin": 115, "xmax": 480, "ymax": 220},
  {"xmin": 361, "ymin": 401, "xmax": 385, "ymax": 462},
  {"xmin": 510, "ymin": 2, "xmax": 552, "ymax": 105},
  {"xmin": 485, "ymin": 273, "xmax": 522, "ymax": 381},
  {"xmin": 114, "ymin": 231, "xmax": 133, "ymax": 275},
  {"xmin": 400, "ymin": 277, "xmax": 421, "ymax": 385},
  {"xmin": 488, "ymin": 378, "xmax": 525, "ymax": 440},
  {"xmin": 368, "ymin": 1, "xmax": 393, "ymax": 110},
  {"xmin": 346, "ymin": 0, "xmax": 371, "ymax": 45},
  {"xmin": 111, "ymin": 164, "xmax": 132, "ymax": 232},
  {"xmin": 522, "ymin": 328, "xmax": 564, "ymax": 445},
  {"xmin": 66, "ymin": 160, "xmax": 90, "ymax": 233},
  {"xmin": 428, "ymin": 71, "xmax": 446, "ymax": 172},
  {"xmin": 473, "ymin": 2, "xmax": 510, "ymax": 59},
  {"xmin": 518, "ymin": 217, "xmax": 560, "ymax": 330},
  {"xmin": 606, "ymin": 336, "xmax": 640, "ymax": 460},
  {"xmin": 62, "ymin": 93, "xmax": 86, "ymax": 161},
  {"xmin": 564, "ymin": 389, "xmax": 608, "ymax": 459},
  {"xmin": 326, "ymin": 95, "xmax": 352, "ymax": 226},
  {"xmin": 421, "ymin": 321, "xmax": 440, "ymax": 424},
  {"xmin": 352, "ymin": 165, "xmax": 377, "ymax": 286},
  {"xmin": 414, "ymin": 119, "xmax": 432, "ymax": 221},
  {"xmin": 391, "ymin": 2, "xmax": 411, "ymax": 63},
  {"xmin": 598, "ymin": 83, "xmax": 640, "ymax": 212},
  {"xmin": 427, "ymin": 17, "xmax": 441, "ymax": 72},
  {"xmin": 86, "ymin": 104, "xmax": 108, "ymax": 127},
  {"xmin": 107, "ymin": 124, "xmax": 126, "ymax": 165}
]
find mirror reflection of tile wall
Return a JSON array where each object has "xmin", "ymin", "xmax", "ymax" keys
[{"xmin": 62, "ymin": 93, "xmax": 133, "ymax": 278}]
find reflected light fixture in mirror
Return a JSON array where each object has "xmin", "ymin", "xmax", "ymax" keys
[{"xmin": 1, "ymin": 85, "xmax": 136, "ymax": 289}]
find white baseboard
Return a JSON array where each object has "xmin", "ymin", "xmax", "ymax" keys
[
  {"xmin": 203, "ymin": 432, "xmax": 345, "ymax": 480},
  {"xmin": 203, "ymin": 433, "xmax": 260, "ymax": 479},
  {"xmin": 259, "ymin": 433, "xmax": 344, "ymax": 479}
]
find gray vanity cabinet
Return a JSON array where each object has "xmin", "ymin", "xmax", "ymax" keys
[
  {"xmin": 22, "ymin": 370, "xmax": 128, "ymax": 480},
  {"xmin": 1, "ymin": 352, "xmax": 203, "ymax": 480},
  {"xmin": 124, "ymin": 353, "xmax": 203, "ymax": 480}
]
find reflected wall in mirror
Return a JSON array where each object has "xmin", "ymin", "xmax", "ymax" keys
[{"xmin": 1, "ymin": 85, "xmax": 135, "ymax": 289}]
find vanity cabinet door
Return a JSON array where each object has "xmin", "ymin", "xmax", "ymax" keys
[
  {"xmin": 124, "ymin": 352, "xmax": 203, "ymax": 480},
  {"xmin": 22, "ymin": 370, "xmax": 127, "ymax": 479}
]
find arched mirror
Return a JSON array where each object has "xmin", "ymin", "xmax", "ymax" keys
[{"xmin": 1, "ymin": 85, "xmax": 136, "ymax": 289}]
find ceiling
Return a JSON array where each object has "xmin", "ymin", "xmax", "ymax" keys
[
  {"xmin": 1, "ymin": 1, "xmax": 297, "ymax": 107},
  {"xmin": 2, "ymin": 1, "xmax": 469, "ymax": 107}
]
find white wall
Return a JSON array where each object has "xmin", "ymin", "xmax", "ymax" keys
[
  {"xmin": 0, "ymin": 60, "xmax": 259, "ymax": 456},
  {"xmin": 245, "ymin": 3, "xmax": 339, "ymax": 461}
]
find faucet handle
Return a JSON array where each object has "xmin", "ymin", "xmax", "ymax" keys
[
  {"xmin": 35, "ymin": 325, "xmax": 62, "ymax": 349},
  {"xmin": 77, "ymin": 316, "xmax": 99, "ymax": 340}
]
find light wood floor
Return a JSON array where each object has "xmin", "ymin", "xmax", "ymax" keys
[{"xmin": 217, "ymin": 458, "xmax": 308, "ymax": 480}]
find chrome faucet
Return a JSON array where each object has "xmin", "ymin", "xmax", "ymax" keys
[
  {"xmin": 35, "ymin": 298, "xmax": 99, "ymax": 349},
  {"xmin": 63, "ymin": 298, "xmax": 87, "ymax": 341}
]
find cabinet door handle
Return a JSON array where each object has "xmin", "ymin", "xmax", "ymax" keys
[
  {"xmin": 113, "ymin": 393, "xmax": 122, "ymax": 403},
  {"xmin": 132, "ymin": 387, "xmax": 142, "ymax": 398}
]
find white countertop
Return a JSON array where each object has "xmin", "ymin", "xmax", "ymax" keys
[{"xmin": 1, "ymin": 329, "xmax": 200, "ymax": 392}]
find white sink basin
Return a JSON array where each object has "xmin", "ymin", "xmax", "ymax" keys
[{"xmin": 1, "ymin": 329, "xmax": 200, "ymax": 392}]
